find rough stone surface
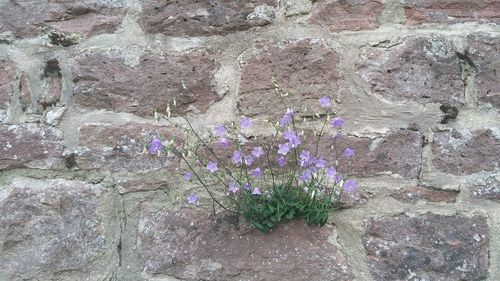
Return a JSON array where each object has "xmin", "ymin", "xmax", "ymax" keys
[
  {"xmin": 140, "ymin": 0, "xmax": 278, "ymax": 37},
  {"xmin": 391, "ymin": 186, "xmax": 458, "ymax": 203},
  {"xmin": 358, "ymin": 37, "xmax": 464, "ymax": 106},
  {"xmin": 0, "ymin": 177, "xmax": 119, "ymax": 281},
  {"xmin": 363, "ymin": 213, "xmax": 490, "ymax": 281},
  {"xmin": 316, "ymin": 129, "xmax": 423, "ymax": 178},
  {"xmin": 115, "ymin": 171, "xmax": 170, "ymax": 194},
  {"xmin": 72, "ymin": 50, "xmax": 221, "ymax": 117},
  {"xmin": 469, "ymin": 175, "xmax": 500, "ymax": 201},
  {"xmin": 467, "ymin": 34, "xmax": 500, "ymax": 109},
  {"xmin": 0, "ymin": 0, "xmax": 126, "ymax": 38},
  {"xmin": 138, "ymin": 205, "xmax": 353, "ymax": 281},
  {"xmin": 284, "ymin": 0, "xmax": 313, "ymax": 16},
  {"xmin": 0, "ymin": 60, "xmax": 15, "ymax": 111},
  {"xmin": 432, "ymin": 129, "xmax": 500, "ymax": 176},
  {"xmin": 76, "ymin": 123, "xmax": 180, "ymax": 172},
  {"xmin": 18, "ymin": 72, "xmax": 33, "ymax": 112},
  {"xmin": 404, "ymin": 0, "xmax": 500, "ymax": 25},
  {"xmin": 39, "ymin": 59, "xmax": 63, "ymax": 109},
  {"xmin": 238, "ymin": 39, "xmax": 341, "ymax": 118},
  {"xmin": 0, "ymin": 123, "xmax": 64, "ymax": 170},
  {"xmin": 309, "ymin": 0, "xmax": 384, "ymax": 31}
]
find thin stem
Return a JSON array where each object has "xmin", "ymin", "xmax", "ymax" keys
[
  {"xmin": 171, "ymin": 146, "xmax": 240, "ymax": 215},
  {"xmin": 314, "ymin": 117, "xmax": 328, "ymax": 157}
]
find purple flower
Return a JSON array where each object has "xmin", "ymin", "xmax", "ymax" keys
[
  {"xmin": 278, "ymin": 156, "xmax": 286, "ymax": 167},
  {"xmin": 251, "ymin": 187, "xmax": 262, "ymax": 195},
  {"xmin": 300, "ymin": 169, "xmax": 313, "ymax": 182},
  {"xmin": 240, "ymin": 116, "xmax": 252, "ymax": 129},
  {"xmin": 314, "ymin": 158, "xmax": 327, "ymax": 168},
  {"xmin": 326, "ymin": 167, "xmax": 337, "ymax": 179},
  {"xmin": 299, "ymin": 150, "xmax": 312, "ymax": 167},
  {"xmin": 251, "ymin": 167, "xmax": 262, "ymax": 178},
  {"xmin": 278, "ymin": 143, "xmax": 291, "ymax": 155},
  {"xmin": 335, "ymin": 174, "xmax": 343, "ymax": 183},
  {"xmin": 187, "ymin": 193, "xmax": 198, "ymax": 204},
  {"xmin": 214, "ymin": 124, "xmax": 225, "ymax": 136},
  {"xmin": 207, "ymin": 161, "xmax": 218, "ymax": 173},
  {"xmin": 331, "ymin": 117, "xmax": 345, "ymax": 129},
  {"xmin": 284, "ymin": 129, "xmax": 301, "ymax": 148},
  {"xmin": 308, "ymin": 166, "xmax": 318, "ymax": 174},
  {"xmin": 319, "ymin": 96, "xmax": 331, "ymax": 107},
  {"xmin": 183, "ymin": 172, "xmax": 193, "ymax": 181},
  {"xmin": 148, "ymin": 137, "xmax": 164, "ymax": 155},
  {"xmin": 232, "ymin": 150, "xmax": 242, "ymax": 164},
  {"xmin": 244, "ymin": 182, "xmax": 251, "ymax": 190},
  {"xmin": 343, "ymin": 148, "xmax": 355, "ymax": 159},
  {"xmin": 279, "ymin": 111, "xmax": 293, "ymax": 127},
  {"xmin": 244, "ymin": 155, "xmax": 254, "ymax": 166},
  {"xmin": 343, "ymin": 179, "xmax": 358, "ymax": 193},
  {"xmin": 228, "ymin": 181, "xmax": 239, "ymax": 193},
  {"xmin": 219, "ymin": 137, "xmax": 230, "ymax": 149},
  {"xmin": 252, "ymin": 146, "xmax": 264, "ymax": 158}
]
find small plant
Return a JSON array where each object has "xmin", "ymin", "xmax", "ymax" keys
[{"xmin": 150, "ymin": 78, "xmax": 358, "ymax": 233}]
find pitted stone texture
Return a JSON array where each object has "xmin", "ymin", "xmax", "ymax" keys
[
  {"xmin": 468, "ymin": 34, "xmax": 500, "ymax": 109},
  {"xmin": 358, "ymin": 37, "xmax": 464, "ymax": 106},
  {"xmin": 0, "ymin": 123, "xmax": 63, "ymax": 170},
  {"xmin": 404, "ymin": 0, "xmax": 500, "ymax": 25},
  {"xmin": 73, "ymin": 50, "xmax": 220, "ymax": 117},
  {"xmin": 315, "ymin": 129, "xmax": 423, "ymax": 178},
  {"xmin": 39, "ymin": 59, "xmax": 63, "ymax": 109},
  {"xmin": 115, "ymin": 171, "xmax": 171, "ymax": 194},
  {"xmin": 138, "ymin": 205, "xmax": 353, "ymax": 281},
  {"xmin": 238, "ymin": 39, "xmax": 341, "ymax": 118},
  {"xmin": 363, "ymin": 213, "xmax": 489, "ymax": 281},
  {"xmin": 391, "ymin": 186, "xmax": 458, "ymax": 203},
  {"xmin": 0, "ymin": 0, "xmax": 126, "ymax": 38},
  {"xmin": 0, "ymin": 60, "xmax": 15, "ymax": 111},
  {"xmin": 140, "ymin": 0, "xmax": 278, "ymax": 37},
  {"xmin": 76, "ymin": 123, "xmax": 179, "ymax": 172},
  {"xmin": 469, "ymin": 175, "xmax": 500, "ymax": 201},
  {"xmin": 432, "ymin": 129, "xmax": 500, "ymax": 176},
  {"xmin": 0, "ymin": 178, "xmax": 119, "ymax": 280},
  {"xmin": 309, "ymin": 0, "xmax": 384, "ymax": 31}
]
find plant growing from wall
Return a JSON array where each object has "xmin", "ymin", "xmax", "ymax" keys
[{"xmin": 149, "ymin": 77, "xmax": 358, "ymax": 233}]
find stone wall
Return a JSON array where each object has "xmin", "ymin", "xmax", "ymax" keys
[{"xmin": 0, "ymin": 0, "xmax": 499, "ymax": 280}]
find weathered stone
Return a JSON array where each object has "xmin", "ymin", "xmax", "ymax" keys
[
  {"xmin": 284, "ymin": 0, "xmax": 313, "ymax": 16},
  {"xmin": 115, "ymin": 171, "xmax": 171, "ymax": 194},
  {"xmin": 391, "ymin": 186, "xmax": 458, "ymax": 203},
  {"xmin": 404, "ymin": 0, "xmax": 500, "ymax": 25},
  {"xmin": 0, "ymin": 177, "xmax": 119, "ymax": 280},
  {"xmin": 48, "ymin": 30, "xmax": 83, "ymax": 47},
  {"xmin": 358, "ymin": 37, "xmax": 464, "ymax": 106},
  {"xmin": 0, "ymin": 0, "xmax": 126, "ymax": 38},
  {"xmin": 309, "ymin": 0, "xmax": 384, "ymax": 31},
  {"xmin": 363, "ymin": 213, "xmax": 489, "ymax": 281},
  {"xmin": 19, "ymin": 72, "xmax": 33, "ymax": 111},
  {"xmin": 469, "ymin": 175, "xmax": 500, "ymax": 201},
  {"xmin": 315, "ymin": 129, "xmax": 423, "ymax": 178},
  {"xmin": 238, "ymin": 39, "xmax": 341, "ymax": 118},
  {"xmin": 468, "ymin": 34, "xmax": 500, "ymax": 109},
  {"xmin": 76, "ymin": 123, "xmax": 180, "ymax": 172},
  {"xmin": 138, "ymin": 205, "xmax": 353, "ymax": 281},
  {"xmin": 432, "ymin": 129, "xmax": 500, "ymax": 175},
  {"xmin": 140, "ymin": 0, "xmax": 278, "ymax": 36},
  {"xmin": 0, "ymin": 60, "xmax": 15, "ymax": 111},
  {"xmin": 0, "ymin": 123, "xmax": 64, "ymax": 170},
  {"xmin": 0, "ymin": 31, "xmax": 15, "ymax": 44},
  {"xmin": 72, "ymin": 50, "xmax": 221, "ymax": 117},
  {"xmin": 39, "ymin": 59, "xmax": 62, "ymax": 109}
]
